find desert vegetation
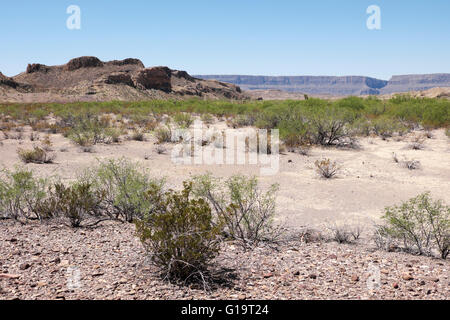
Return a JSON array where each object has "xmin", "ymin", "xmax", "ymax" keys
[{"xmin": 0, "ymin": 96, "xmax": 448, "ymax": 299}]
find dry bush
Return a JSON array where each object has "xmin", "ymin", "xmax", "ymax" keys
[
  {"xmin": 155, "ymin": 126, "xmax": 172, "ymax": 144},
  {"xmin": 327, "ymin": 224, "xmax": 363, "ymax": 244},
  {"xmin": 403, "ymin": 159, "xmax": 421, "ymax": 170},
  {"xmin": 314, "ymin": 158, "xmax": 340, "ymax": 179},
  {"xmin": 35, "ymin": 182, "xmax": 106, "ymax": 228},
  {"xmin": 155, "ymin": 145, "xmax": 167, "ymax": 154},
  {"xmin": 18, "ymin": 146, "xmax": 56, "ymax": 164},
  {"xmin": 131, "ymin": 128, "xmax": 146, "ymax": 141},
  {"xmin": 409, "ymin": 135, "xmax": 426, "ymax": 150}
]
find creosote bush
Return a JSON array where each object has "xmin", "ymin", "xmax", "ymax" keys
[
  {"xmin": 82, "ymin": 158, "xmax": 165, "ymax": 222},
  {"xmin": 0, "ymin": 167, "xmax": 48, "ymax": 220},
  {"xmin": 18, "ymin": 146, "xmax": 56, "ymax": 164},
  {"xmin": 155, "ymin": 126, "xmax": 172, "ymax": 144},
  {"xmin": 135, "ymin": 182, "xmax": 223, "ymax": 281},
  {"xmin": 192, "ymin": 173, "xmax": 281, "ymax": 247},
  {"xmin": 375, "ymin": 193, "xmax": 449, "ymax": 259},
  {"xmin": 35, "ymin": 182, "xmax": 106, "ymax": 228}
]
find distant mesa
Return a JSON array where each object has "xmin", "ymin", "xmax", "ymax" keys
[{"xmin": 195, "ymin": 74, "xmax": 450, "ymax": 96}]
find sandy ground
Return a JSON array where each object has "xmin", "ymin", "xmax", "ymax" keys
[{"xmin": 0, "ymin": 123, "xmax": 449, "ymax": 231}]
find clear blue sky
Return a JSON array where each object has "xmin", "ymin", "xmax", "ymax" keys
[{"xmin": 1, "ymin": 0, "xmax": 449, "ymax": 79}]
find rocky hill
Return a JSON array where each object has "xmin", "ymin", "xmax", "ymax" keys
[
  {"xmin": 0, "ymin": 57, "xmax": 247, "ymax": 103},
  {"xmin": 196, "ymin": 74, "xmax": 450, "ymax": 96}
]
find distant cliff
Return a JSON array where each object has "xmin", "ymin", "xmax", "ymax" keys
[{"xmin": 195, "ymin": 74, "xmax": 450, "ymax": 96}]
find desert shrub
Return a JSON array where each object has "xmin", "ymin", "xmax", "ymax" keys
[
  {"xmin": 84, "ymin": 158, "xmax": 165, "ymax": 222},
  {"xmin": 173, "ymin": 113, "xmax": 194, "ymax": 128},
  {"xmin": 67, "ymin": 116, "xmax": 111, "ymax": 146},
  {"xmin": 154, "ymin": 145, "xmax": 167, "ymax": 154},
  {"xmin": 314, "ymin": 158, "xmax": 340, "ymax": 179},
  {"xmin": 18, "ymin": 146, "xmax": 56, "ymax": 164},
  {"xmin": 0, "ymin": 167, "xmax": 48, "ymax": 220},
  {"xmin": 403, "ymin": 159, "xmax": 421, "ymax": 170},
  {"xmin": 228, "ymin": 114, "xmax": 256, "ymax": 128},
  {"xmin": 305, "ymin": 106, "xmax": 356, "ymax": 146},
  {"xmin": 155, "ymin": 125, "xmax": 172, "ymax": 144},
  {"xmin": 104, "ymin": 128, "xmax": 122, "ymax": 143},
  {"xmin": 135, "ymin": 182, "xmax": 223, "ymax": 281},
  {"xmin": 200, "ymin": 113, "xmax": 215, "ymax": 125},
  {"xmin": 37, "ymin": 182, "xmax": 106, "ymax": 228},
  {"xmin": 130, "ymin": 128, "xmax": 145, "ymax": 141},
  {"xmin": 371, "ymin": 117, "xmax": 405, "ymax": 139},
  {"xmin": 409, "ymin": 135, "xmax": 426, "ymax": 150},
  {"xmin": 327, "ymin": 224, "xmax": 363, "ymax": 244},
  {"xmin": 445, "ymin": 128, "xmax": 450, "ymax": 138},
  {"xmin": 375, "ymin": 193, "xmax": 449, "ymax": 259},
  {"xmin": 192, "ymin": 173, "xmax": 280, "ymax": 246}
]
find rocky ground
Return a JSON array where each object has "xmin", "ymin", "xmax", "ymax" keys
[{"xmin": 0, "ymin": 221, "xmax": 448, "ymax": 300}]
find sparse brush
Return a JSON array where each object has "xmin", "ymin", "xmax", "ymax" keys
[
  {"xmin": 131, "ymin": 128, "xmax": 146, "ymax": 141},
  {"xmin": 327, "ymin": 224, "xmax": 363, "ymax": 244},
  {"xmin": 200, "ymin": 113, "xmax": 215, "ymax": 125},
  {"xmin": 409, "ymin": 135, "xmax": 426, "ymax": 150},
  {"xmin": 314, "ymin": 158, "xmax": 340, "ymax": 179},
  {"xmin": 403, "ymin": 159, "xmax": 421, "ymax": 170},
  {"xmin": 155, "ymin": 145, "xmax": 167, "ymax": 154},
  {"xmin": 18, "ymin": 146, "xmax": 56, "ymax": 164},
  {"xmin": 29, "ymin": 132, "xmax": 40, "ymax": 142},
  {"xmin": 173, "ymin": 113, "xmax": 194, "ymax": 129},
  {"xmin": 155, "ymin": 126, "xmax": 172, "ymax": 144}
]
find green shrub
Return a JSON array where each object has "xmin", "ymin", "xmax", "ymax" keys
[
  {"xmin": 37, "ymin": 182, "xmax": 106, "ymax": 228},
  {"xmin": 18, "ymin": 146, "xmax": 56, "ymax": 164},
  {"xmin": 84, "ymin": 158, "xmax": 164, "ymax": 222},
  {"xmin": 192, "ymin": 173, "xmax": 280, "ymax": 246},
  {"xmin": 0, "ymin": 167, "xmax": 48, "ymax": 220},
  {"xmin": 135, "ymin": 182, "xmax": 223, "ymax": 280},
  {"xmin": 173, "ymin": 113, "xmax": 194, "ymax": 128},
  {"xmin": 376, "ymin": 193, "xmax": 449, "ymax": 259},
  {"xmin": 446, "ymin": 128, "xmax": 450, "ymax": 138}
]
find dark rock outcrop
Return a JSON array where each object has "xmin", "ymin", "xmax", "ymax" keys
[
  {"xmin": 26, "ymin": 64, "xmax": 49, "ymax": 74},
  {"xmin": 133, "ymin": 67, "xmax": 172, "ymax": 92},
  {"xmin": 65, "ymin": 56, "xmax": 104, "ymax": 71},
  {"xmin": 104, "ymin": 72, "xmax": 135, "ymax": 87},
  {"xmin": 107, "ymin": 58, "xmax": 145, "ymax": 68}
]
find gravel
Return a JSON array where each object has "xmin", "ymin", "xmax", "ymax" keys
[{"xmin": 0, "ymin": 221, "xmax": 448, "ymax": 300}]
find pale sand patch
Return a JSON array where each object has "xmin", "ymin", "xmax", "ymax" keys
[{"xmin": 1, "ymin": 125, "xmax": 448, "ymax": 230}]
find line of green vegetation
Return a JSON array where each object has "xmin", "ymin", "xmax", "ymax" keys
[{"xmin": 1, "ymin": 96, "xmax": 448, "ymax": 149}]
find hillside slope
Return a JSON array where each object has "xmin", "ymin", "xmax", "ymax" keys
[{"xmin": 0, "ymin": 57, "xmax": 247, "ymax": 103}]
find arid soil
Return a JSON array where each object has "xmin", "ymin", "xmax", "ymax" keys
[
  {"xmin": 0, "ymin": 121, "xmax": 449, "ymax": 300},
  {"xmin": 0, "ymin": 221, "xmax": 449, "ymax": 300}
]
